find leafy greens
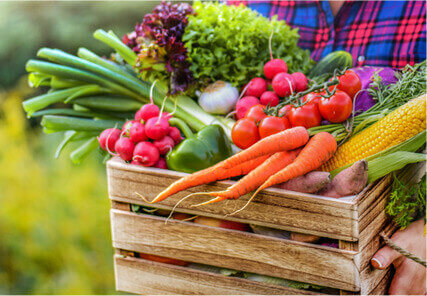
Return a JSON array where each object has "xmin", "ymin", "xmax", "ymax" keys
[{"xmin": 183, "ymin": 1, "xmax": 314, "ymax": 89}]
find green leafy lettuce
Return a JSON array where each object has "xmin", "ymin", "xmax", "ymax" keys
[{"xmin": 183, "ymin": 1, "xmax": 314, "ymax": 88}]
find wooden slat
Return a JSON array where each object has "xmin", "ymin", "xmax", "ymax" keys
[
  {"xmin": 368, "ymin": 268, "xmax": 393, "ymax": 295},
  {"xmin": 358, "ymin": 222, "xmax": 398, "ymax": 270},
  {"xmin": 110, "ymin": 209, "xmax": 360, "ymax": 291},
  {"xmin": 114, "ymin": 255, "xmax": 321, "ymax": 295},
  {"xmin": 358, "ymin": 190, "xmax": 390, "ymax": 234},
  {"xmin": 355, "ymin": 175, "xmax": 392, "ymax": 217},
  {"xmin": 360, "ymin": 264, "xmax": 391, "ymax": 295},
  {"xmin": 107, "ymin": 158, "xmax": 359, "ymax": 241}
]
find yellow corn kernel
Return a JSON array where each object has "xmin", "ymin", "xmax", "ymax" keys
[{"xmin": 322, "ymin": 94, "xmax": 426, "ymax": 172}]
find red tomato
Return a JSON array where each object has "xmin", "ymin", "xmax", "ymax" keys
[
  {"xmin": 258, "ymin": 116, "xmax": 290, "ymax": 138},
  {"xmin": 302, "ymin": 92, "xmax": 323, "ymax": 106},
  {"xmin": 318, "ymin": 90, "xmax": 353, "ymax": 123},
  {"xmin": 232, "ymin": 118, "xmax": 260, "ymax": 149},
  {"xmin": 337, "ymin": 70, "xmax": 362, "ymax": 99},
  {"xmin": 288, "ymin": 104, "xmax": 322, "ymax": 128},
  {"xmin": 278, "ymin": 104, "xmax": 292, "ymax": 117},
  {"xmin": 245, "ymin": 104, "xmax": 267, "ymax": 123}
]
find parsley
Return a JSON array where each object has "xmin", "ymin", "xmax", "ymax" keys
[{"xmin": 386, "ymin": 167, "xmax": 426, "ymax": 229}]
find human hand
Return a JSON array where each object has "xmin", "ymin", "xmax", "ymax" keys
[{"xmin": 371, "ymin": 219, "xmax": 426, "ymax": 295}]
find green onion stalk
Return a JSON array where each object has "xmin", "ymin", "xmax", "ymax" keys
[{"xmin": 23, "ymin": 30, "xmax": 230, "ymax": 134}]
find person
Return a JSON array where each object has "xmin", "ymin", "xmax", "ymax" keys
[
  {"xmin": 229, "ymin": 1, "xmax": 426, "ymax": 294},
  {"xmin": 229, "ymin": 0, "xmax": 426, "ymax": 67}
]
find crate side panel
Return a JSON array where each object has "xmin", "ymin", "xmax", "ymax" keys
[
  {"xmin": 114, "ymin": 255, "xmax": 321, "ymax": 295},
  {"xmin": 107, "ymin": 164, "xmax": 358, "ymax": 241},
  {"xmin": 111, "ymin": 209, "xmax": 360, "ymax": 291}
]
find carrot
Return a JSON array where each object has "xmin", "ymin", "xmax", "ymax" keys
[
  {"xmin": 148, "ymin": 154, "xmax": 271, "ymax": 203},
  {"xmin": 237, "ymin": 132, "xmax": 337, "ymax": 214},
  {"xmin": 193, "ymin": 149, "xmax": 301, "ymax": 206},
  {"xmin": 212, "ymin": 126, "xmax": 309, "ymax": 171}
]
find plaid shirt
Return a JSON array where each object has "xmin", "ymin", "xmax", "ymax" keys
[{"xmin": 229, "ymin": 1, "xmax": 426, "ymax": 68}]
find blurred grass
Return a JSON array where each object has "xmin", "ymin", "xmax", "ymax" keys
[
  {"xmin": 0, "ymin": 1, "xmax": 161, "ymax": 293},
  {"xmin": 0, "ymin": 1, "xmax": 159, "ymax": 89},
  {"xmin": 0, "ymin": 85, "xmax": 117, "ymax": 294}
]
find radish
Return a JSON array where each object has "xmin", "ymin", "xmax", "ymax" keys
[
  {"xmin": 245, "ymin": 78, "xmax": 267, "ymax": 97},
  {"xmin": 161, "ymin": 112, "xmax": 172, "ymax": 120},
  {"xmin": 131, "ymin": 160, "xmax": 142, "ymax": 166},
  {"xmin": 290, "ymin": 72, "xmax": 308, "ymax": 92},
  {"xmin": 272, "ymin": 72, "xmax": 295, "ymax": 97},
  {"xmin": 235, "ymin": 96, "xmax": 260, "ymax": 120},
  {"xmin": 135, "ymin": 104, "xmax": 159, "ymax": 122},
  {"xmin": 145, "ymin": 116, "xmax": 170, "ymax": 140},
  {"xmin": 153, "ymin": 158, "xmax": 168, "ymax": 169},
  {"xmin": 114, "ymin": 137, "xmax": 135, "ymax": 161},
  {"xmin": 133, "ymin": 141, "xmax": 160, "ymax": 166},
  {"xmin": 168, "ymin": 126, "xmax": 183, "ymax": 145},
  {"xmin": 260, "ymin": 91, "xmax": 279, "ymax": 107},
  {"xmin": 263, "ymin": 30, "xmax": 288, "ymax": 79},
  {"xmin": 153, "ymin": 136, "xmax": 175, "ymax": 155},
  {"xmin": 98, "ymin": 128, "xmax": 121, "ymax": 152},
  {"xmin": 264, "ymin": 59, "xmax": 288, "ymax": 79},
  {"xmin": 129, "ymin": 122, "xmax": 148, "ymax": 143},
  {"xmin": 121, "ymin": 120, "xmax": 137, "ymax": 137}
]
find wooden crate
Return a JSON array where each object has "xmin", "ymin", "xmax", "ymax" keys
[{"xmin": 107, "ymin": 157, "xmax": 397, "ymax": 295}]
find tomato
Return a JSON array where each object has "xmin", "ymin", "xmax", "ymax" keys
[
  {"xmin": 302, "ymin": 92, "xmax": 323, "ymax": 106},
  {"xmin": 258, "ymin": 116, "xmax": 291, "ymax": 138},
  {"xmin": 288, "ymin": 104, "xmax": 322, "ymax": 128},
  {"xmin": 245, "ymin": 104, "xmax": 267, "ymax": 123},
  {"xmin": 337, "ymin": 70, "xmax": 362, "ymax": 99},
  {"xmin": 231, "ymin": 118, "xmax": 260, "ymax": 149},
  {"xmin": 318, "ymin": 90, "xmax": 353, "ymax": 123},
  {"xmin": 278, "ymin": 104, "xmax": 292, "ymax": 117}
]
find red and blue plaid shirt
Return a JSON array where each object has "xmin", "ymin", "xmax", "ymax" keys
[{"xmin": 229, "ymin": 1, "xmax": 426, "ymax": 68}]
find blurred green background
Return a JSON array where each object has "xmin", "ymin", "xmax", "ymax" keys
[{"xmin": 0, "ymin": 1, "xmax": 160, "ymax": 294}]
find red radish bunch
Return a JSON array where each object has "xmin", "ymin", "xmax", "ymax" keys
[{"xmin": 97, "ymin": 103, "xmax": 185, "ymax": 169}]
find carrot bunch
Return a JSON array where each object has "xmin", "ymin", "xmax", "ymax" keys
[{"xmin": 139, "ymin": 126, "xmax": 337, "ymax": 214}]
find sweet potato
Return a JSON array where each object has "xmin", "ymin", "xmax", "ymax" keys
[
  {"xmin": 318, "ymin": 160, "xmax": 368, "ymax": 198},
  {"xmin": 275, "ymin": 171, "xmax": 331, "ymax": 193}
]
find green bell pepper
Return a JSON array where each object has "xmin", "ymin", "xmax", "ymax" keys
[{"xmin": 166, "ymin": 124, "xmax": 233, "ymax": 173}]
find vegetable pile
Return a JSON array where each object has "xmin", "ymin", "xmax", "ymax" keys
[{"xmin": 22, "ymin": 1, "xmax": 426, "ymax": 227}]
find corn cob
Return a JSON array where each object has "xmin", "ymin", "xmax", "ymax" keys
[{"xmin": 322, "ymin": 94, "xmax": 426, "ymax": 172}]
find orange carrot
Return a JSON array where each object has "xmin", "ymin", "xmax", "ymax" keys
[
  {"xmin": 193, "ymin": 149, "xmax": 301, "ymax": 206},
  {"xmin": 212, "ymin": 126, "xmax": 309, "ymax": 171},
  {"xmin": 149, "ymin": 154, "xmax": 271, "ymax": 203},
  {"xmin": 248, "ymin": 132, "xmax": 337, "ymax": 206}
]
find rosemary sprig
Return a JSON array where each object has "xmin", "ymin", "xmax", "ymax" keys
[{"xmin": 308, "ymin": 61, "xmax": 426, "ymax": 143}]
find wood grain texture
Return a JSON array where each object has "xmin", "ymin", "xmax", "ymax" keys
[
  {"xmin": 114, "ymin": 255, "xmax": 322, "ymax": 295},
  {"xmin": 360, "ymin": 264, "xmax": 391, "ymax": 295},
  {"xmin": 110, "ymin": 209, "xmax": 360, "ymax": 291},
  {"xmin": 369, "ymin": 268, "xmax": 393, "ymax": 295},
  {"xmin": 107, "ymin": 158, "xmax": 359, "ymax": 241}
]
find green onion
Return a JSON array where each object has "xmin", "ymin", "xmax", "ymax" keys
[
  {"xmin": 41, "ymin": 115, "xmax": 124, "ymax": 132},
  {"xmin": 169, "ymin": 117, "xmax": 194, "ymax": 138},
  {"xmin": 26, "ymin": 60, "xmax": 140, "ymax": 100},
  {"xmin": 71, "ymin": 96, "xmax": 142, "ymax": 112},
  {"xmin": 23, "ymin": 85, "xmax": 102, "ymax": 115},
  {"xmin": 93, "ymin": 29, "xmax": 137, "ymax": 66},
  {"xmin": 70, "ymin": 137, "xmax": 99, "ymax": 164}
]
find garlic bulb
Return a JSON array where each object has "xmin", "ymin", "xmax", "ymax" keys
[{"xmin": 198, "ymin": 81, "xmax": 239, "ymax": 114}]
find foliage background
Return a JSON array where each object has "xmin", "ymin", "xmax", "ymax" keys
[{"xmin": 0, "ymin": 1, "xmax": 159, "ymax": 294}]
